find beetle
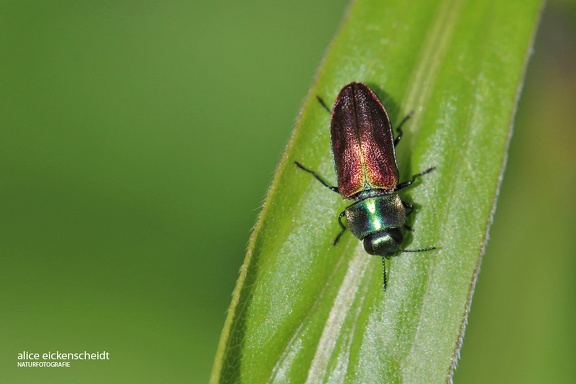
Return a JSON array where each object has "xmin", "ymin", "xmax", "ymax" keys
[{"xmin": 295, "ymin": 82, "xmax": 435, "ymax": 290}]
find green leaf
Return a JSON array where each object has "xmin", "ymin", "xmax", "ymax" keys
[{"xmin": 211, "ymin": 0, "xmax": 543, "ymax": 382}]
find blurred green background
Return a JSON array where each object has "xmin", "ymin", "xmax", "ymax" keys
[{"xmin": 0, "ymin": 1, "xmax": 574, "ymax": 383}]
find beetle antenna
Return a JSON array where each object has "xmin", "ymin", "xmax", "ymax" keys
[
  {"xmin": 400, "ymin": 246, "xmax": 437, "ymax": 253},
  {"xmin": 382, "ymin": 257, "xmax": 387, "ymax": 291}
]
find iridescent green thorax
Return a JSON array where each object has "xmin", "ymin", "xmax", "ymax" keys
[
  {"xmin": 346, "ymin": 194, "xmax": 406, "ymax": 240},
  {"xmin": 345, "ymin": 193, "xmax": 406, "ymax": 254}
]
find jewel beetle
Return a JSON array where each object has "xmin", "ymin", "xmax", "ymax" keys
[{"xmin": 295, "ymin": 82, "xmax": 436, "ymax": 290}]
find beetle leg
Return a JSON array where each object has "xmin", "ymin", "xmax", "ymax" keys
[
  {"xmin": 395, "ymin": 167, "xmax": 435, "ymax": 191},
  {"xmin": 316, "ymin": 96, "xmax": 331, "ymax": 114},
  {"xmin": 393, "ymin": 111, "xmax": 413, "ymax": 147},
  {"xmin": 332, "ymin": 210, "xmax": 347, "ymax": 245},
  {"xmin": 294, "ymin": 161, "xmax": 339, "ymax": 193},
  {"xmin": 402, "ymin": 200, "xmax": 414, "ymax": 216}
]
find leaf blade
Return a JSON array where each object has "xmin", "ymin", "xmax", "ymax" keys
[{"xmin": 211, "ymin": 0, "xmax": 544, "ymax": 382}]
